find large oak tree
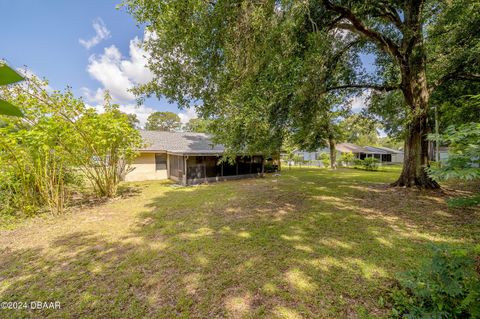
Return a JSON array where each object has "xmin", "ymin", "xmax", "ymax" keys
[{"xmin": 124, "ymin": 0, "xmax": 480, "ymax": 188}]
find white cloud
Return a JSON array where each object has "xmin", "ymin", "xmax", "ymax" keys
[
  {"xmin": 82, "ymin": 31, "xmax": 192, "ymax": 128},
  {"xmin": 79, "ymin": 18, "xmax": 111, "ymax": 50},
  {"xmin": 80, "ymin": 87, "xmax": 105, "ymax": 104},
  {"xmin": 178, "ymin": 108, "xmax": 198, "ymax": 124},
  {"xmin": 120, "ymin": 37, "xmax": 154, "ymax": 84},
  {"xmin": 85, "ymin": 45, "xmax": 135, "ymax": 103},
  {"xmin": 349, "ymin": 90, "xmax": 371, "ymax": 112},
  {"xmin": 83, "ymin": 36, "xmax": 153, "ymax": 104}
]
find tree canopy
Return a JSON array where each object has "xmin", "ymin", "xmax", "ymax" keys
[
  {"xmin": 0, "ymin": 75, "xmax": 142, "ymax": 215},
  {"xmin": 184, "ymin": 118, "xmax": 210, "ymax": 133},
  {"xmin": 124, "ymin": 0, "xmax": 480, "ymax": 187},
  {"xmin": 145, "ymin": 111, "xmax": 181, "ymax": 131}
]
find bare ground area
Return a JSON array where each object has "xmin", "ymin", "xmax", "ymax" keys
[{"xmin": 0, "ymin": 167, "xmax": 479, "ymax": 318}]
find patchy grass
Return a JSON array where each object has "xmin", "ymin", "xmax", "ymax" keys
[{"xmin": 0, "ymin": 167, "xmax": 479, "ymax": 318}]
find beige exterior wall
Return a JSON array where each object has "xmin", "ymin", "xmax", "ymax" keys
[{"xmin": 125, "ymin": 152, "xmax": 168, "ymax": 182}]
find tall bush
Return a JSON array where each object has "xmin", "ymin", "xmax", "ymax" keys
[
  {"xmin": 0, "ymin": 89, "xmax": 77, "ymax": 215},
  {"xmin": 60, "ymin": 98, "xmax": 143, "ymax": 197},
  {"xmin": 0, "ymin": 76, "xmax": 143, "ymax": 216}
]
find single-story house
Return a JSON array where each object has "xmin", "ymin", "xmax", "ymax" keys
[
  {"xmin": 125, "ymin": 131, "xmax": 264, "ymax": 185},
  {"xmin": 293, "ymin": 143, "xmax": 404, "ymax": 165},
  {"xmin": 363, "ymin": 145, "xmax": 404, "ymax": 163}
]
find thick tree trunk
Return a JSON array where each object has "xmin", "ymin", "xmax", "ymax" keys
[
  {"xmin": 391, "ymin": 113, "xmax": 439, "ymax": 188},
  {"xmin": 392, "ymin": 64, "xmax": 440, "ymax": 189},
  {"xmin": 328, "ymin": 135, "xmax": 337, "ymax": 169}
]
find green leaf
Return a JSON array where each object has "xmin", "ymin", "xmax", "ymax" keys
[
  {"xmin": 0, "ymin": 64, "xmax": 24, "ymax": 85},
  {"xmin": 0, "ymin": 99, "xmax": 24, "ymax": 117}
]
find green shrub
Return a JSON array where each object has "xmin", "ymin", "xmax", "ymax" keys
[
  {"xmin": 356, "ymin": 157, "xmax": 379, "ymax": 171},
  {"xmin": 427, "ymin": 122, "xmax": 480, "ymax": 207},
  {"xmin": 319, "ymin": 153, "xmax": 330, "ymax": 168},
  {"xmin": 427, "ymin": 122, "xmax": 480, "ymax": 182},
  {"xmin": 390, "ymin": 245, "xmax": 480, "ymax": 318},
  {"xmin": 354, "ymin": 158, "xmax": 364, "ymax": 167},
  {"xmin": 340, "ymin": 152, "xmax": 356, "ymax": 167}
]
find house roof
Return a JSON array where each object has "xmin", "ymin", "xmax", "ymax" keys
[
  {"xmin": 139, "ymin": 131, "xmax": 225, "ymax": 155},
  {"xmin": 363, "ymin": 146, "xmax": 391, "ymax": 154},
  {"xmin": 366, "ymin": 145, "xmax": 403, "ymax": 154},
  {"xmin": 336, "ymin": 143, "xmax": 370, "ymax": 153},
  {"xmin": 335, "ymin": 143, "xmax": 404, "ymax": 154}
]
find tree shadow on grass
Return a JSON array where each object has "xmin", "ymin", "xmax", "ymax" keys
[{"xmin": 0, "ymin": 170, "xmax": 478, "ymax": 318}]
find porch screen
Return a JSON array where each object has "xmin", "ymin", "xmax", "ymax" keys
[{"xmin": 169, "ymin": 155, "xmax": 184, "ymax": 178}]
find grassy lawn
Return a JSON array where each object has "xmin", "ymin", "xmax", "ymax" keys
[{"xmin": 1, "ymin": 167, "xmax": 479, "ymax": 318}]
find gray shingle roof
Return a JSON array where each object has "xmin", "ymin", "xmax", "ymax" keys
[
  {"xmin": 365, "ymin": 146, "xmax": 404, "ymax": 154},
  {"xmin": 139, "ymin": 131, "xmax": 225, "ymax": 155},
  {"xmin": 335, "ymin": 143, "xmax": 403, "ymax": 154},
  {"xmin": 363, "ymin": 146, "xmax": 390, "ymax": 154},
  {"xmin": 336, "ymin": 143, "xmax": 370, "ymax": 153}
]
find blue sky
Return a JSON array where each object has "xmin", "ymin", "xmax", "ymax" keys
[{"xmin": 0, "ymin": 0, "xmax": 195, "ymax": 125}]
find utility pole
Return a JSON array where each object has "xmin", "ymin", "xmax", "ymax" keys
[{"xmin": 434, "ymin": 104, "xmax": 440, "ymax": 163}]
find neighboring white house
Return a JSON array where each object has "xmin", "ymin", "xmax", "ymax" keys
[
  {"xmin": 292, "ymin": 143, "xmax": 404, "ymax": 165},
  {"xmin": 363, "ymin": 146, "xmax": 404, "ymax": 163}
]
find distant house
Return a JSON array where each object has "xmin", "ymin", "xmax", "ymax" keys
[
  {"xmin": 125, "ymin": 131, "xmax": 264, "ymax": 185},
  {"xmin": 429, "ymin": 144, "xmax": 450, "ymax": 162},
  {"xmin": 293, "ymin": 142, "xmax": 404, "ymax": 165},
  {"xmin": 362, "ymin": 145, "xmax": 404, "ymax": 163},
  {"xmin": 436, "ymin": 147, "xmax": 450, "ymax": 162}
]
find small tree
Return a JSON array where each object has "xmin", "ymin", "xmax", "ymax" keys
[
  {"xmin": 319, "ymin": 153, "xmax": 330, "ymax": 168},
  {"xmin": 145, "ymin": 111, "xmax": 181, "ymax": 131},
  {"xmin": 0, "ymin": 76, "xmax": 144, "ymax": 218},
  {"xmin": 0, "ymin": 77, "xmax": 82, "ymax": 214},
  {"xmin": 62, "ymin": 96, "xmax": 144, "ymax": 198},
  {"xmin": 340, "ymin": 152, "xmax": 356, "ymax": 167}
]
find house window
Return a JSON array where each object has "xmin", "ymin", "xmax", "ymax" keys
[{"xmin": 155, "ymin": 154, "xmax": 167, "ymax": 170}]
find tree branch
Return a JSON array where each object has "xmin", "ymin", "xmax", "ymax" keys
[
  {"xmin": 325, "ymin": 83, "xmax": 399, "ymax": 92},
  {"xmin": 323, "ymin": 0, "xmax": 402, "ymax": 59},
  {"xmin": 377, "ymin": 3, "xmax": 403, "ymax": 31},
  {"xmin": 455, "ymin": 73, "xmax": 480, "ymax": 81},
  {"xmin": 430, "ymin": 72, "xmax": 480, "ymax": 93}
]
